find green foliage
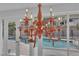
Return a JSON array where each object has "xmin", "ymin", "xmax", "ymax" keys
[
  {"xmin": 60, "ymin": 21, "xmax": 64, "ymax": 25},
  {"xmin": 8, "ymin": 22, "xmax": 16, "ymax": 36}
]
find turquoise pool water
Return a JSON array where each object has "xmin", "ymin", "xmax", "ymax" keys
[
  {"xmin": 8, "ymin": 37, "xmax": 74, "ymax": 48},
  {"xmin": 36, "ymin": 38, "xmax": 74, "ymax": 48}
]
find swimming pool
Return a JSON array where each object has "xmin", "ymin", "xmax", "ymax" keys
[
  {"xmin": 8, "ymin": 37, "xmax": 74, "ymax": 48},
  {"xmin": 36, "ymin": 37, "xmax": 74, "ymax": 48}
]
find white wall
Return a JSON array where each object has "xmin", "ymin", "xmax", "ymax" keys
[{"xmin": 0, "ymin": 19, "xmax": 3, "ymax": 56}]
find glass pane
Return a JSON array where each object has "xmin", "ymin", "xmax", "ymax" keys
[
  {"xmin": 42, "ymin": 15, "xmax": 68, "ymax": 56},
  {"xmin": 69, "ymin": 14, "xmax": 79, "ymax": 56},
  {"xmin": 8, "ymin": 22, "xmax": 16, "ymax": 56}
]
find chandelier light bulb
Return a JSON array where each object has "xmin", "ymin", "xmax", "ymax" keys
[
  {"xmin": 26, "ymin": 9, "xmax": 28, "ymax": 12},
  {"xmin": 58, "ymin": 17, "xmax": 62, "ymax": 21},
  {"xmin": 20, "ymin": 19, "xmax": 23, "ymax": 22},
  {"xmin": 49, "ymin": 8, "xmax": 54, "ymax": 16},
  {"xmin": 46, "ymin": 24, "xmax": 48, "ymax": 26},
  {"xmin": 31, "ymin": 14, "xmax": 33, "ymax": 19},
  {"xmin": 50, "ymin": 8, "xmax": 53, "ymax": 12},
  {"xmin": 58, "ymin": 17, "xmax": 61, "ymax": 20}
]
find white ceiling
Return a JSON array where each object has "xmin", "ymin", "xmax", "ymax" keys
[
  {"xmin": 0, "ymin": 3, "xmax": 79, "ymax": 12},
  {"xmin": 0, "ymin": 3, "xmax": 79, "ymax": 19},
  {"xmin": 0, "ymin": 3, "xmax": 58, "ymax": 12}
]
